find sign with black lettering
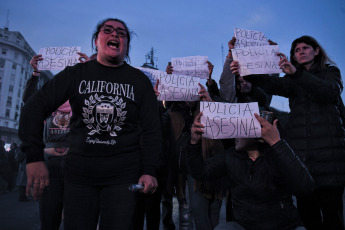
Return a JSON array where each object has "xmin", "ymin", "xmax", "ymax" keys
[
  {"xmin": 231, "ymin": 45, "xmax": 282, "ymax": 76},
  {"xmin": 200, "ymin": 101, "xmax": 261, "ymax": 139},
  {"xmin": 171, "ymin": 56, "xmax": 209, "ymax": 79},
  {"xmin": 157, "ymin": 72, "xmax": 200, "ymax": 101},
  {"xmin": 37, "ymin": 46, "xmax": 81, "ymax": 70},
  {"xmin": 234, "ymin": 28, "xmax": 269, "ymax": 48}
]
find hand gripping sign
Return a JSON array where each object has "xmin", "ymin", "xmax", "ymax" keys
[{"xmin": 37, "ymin": 46, "xmax": 81, "ymax": 70}]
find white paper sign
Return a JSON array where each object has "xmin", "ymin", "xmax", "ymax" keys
[
  {"xmin": 234, "ymin": 28, "xmax": 269, "ymax": 48},
  {"xmin": 136, "ymin": 67, "xmax": 162, "ymax": 87},
  {"xmin": 171, "ymin": 56, "xmax": 209, "ymax": 79},
  {"xmin": 200, "ymin": 101, "xmax": 261, "ymax": 139},
  {"xmin": 37, "ymin": 46, "xmax": 81, "ymax": 70},
  {"xmin": 157, "ymin": 72, "xmax": 200, "ymax": 101},
  {"xmin": 231, "ymin": 45, "xmax": 282, "ymax": 76}
]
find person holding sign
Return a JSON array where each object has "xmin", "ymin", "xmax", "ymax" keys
[
  {"xmin": 217, "ymin": 37, "xmax": 273, "ymax": 108},
  {"xmin": 187, "ymin": 112, "xmax": 314, "ymax": 230},
  {"xmin": 18, "ymin": 18, "xmax": 161, "ymax": 230},
  {"xmin": 156, "ymin": 64, "xmax": 227, "ymax": 230},
  {"xmin": 240, "ymin": 35, "xmax": 345, "ymax": 230}
]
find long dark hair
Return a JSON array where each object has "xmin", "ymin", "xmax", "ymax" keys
[
  {"xmin": 290, "ymin": 35, "xmax": 336, "ymax": 71},
  {"xmin": 91, "ymin": 18, "xmax": 132, "ymax": 62}
]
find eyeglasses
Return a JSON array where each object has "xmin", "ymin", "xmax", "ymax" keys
[{"xmin": 101, "ymin": 25, "xmax": 127, "ymax": 38}]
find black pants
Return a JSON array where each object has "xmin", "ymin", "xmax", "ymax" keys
[
  {"xmin": 63, "ymin": 182, "xmax": 137, "ymax": 230},
  {"xmin": 297, "ymin": 186, "xmax": 345, "ymax": 230},
  {"xmin": 130, "ymin": 186, "xmax": 162, "ymax": 230}
]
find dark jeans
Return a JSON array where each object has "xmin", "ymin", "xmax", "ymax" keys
[
  {"xmin": 63, "ymin": 181, "xmax": 137, "ymax": 230},
  {"xmin": 39, "ymin": 154, "xmax": 65, "ymax": 230},
  {"xmin": 297, "ymin": 186, "xmax": 345, "ymax": 230},
  {"xmin": 131, "ymin": 185, "xmax": 162, "ymax": 230},
  {"xmin": 187, "ymin": 175, "xmax": 222, "ymax": 230}
]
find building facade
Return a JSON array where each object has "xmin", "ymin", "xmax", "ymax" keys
[{"xmin": 0, "ymin": 27, "xmax": 52, "ymax": 145}]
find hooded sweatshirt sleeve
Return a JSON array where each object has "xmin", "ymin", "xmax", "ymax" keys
[{"xmin": 19, "ymin": 66, "xmax": 76, "ymax": 163}]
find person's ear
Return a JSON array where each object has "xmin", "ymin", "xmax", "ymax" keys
[
  {"xmin": 315, "ymin": 47, "xmax": 320, "ymax": 56},
  {"xmin": 94, "ymin": 38, "xmax": 98, "ymax": 50}
]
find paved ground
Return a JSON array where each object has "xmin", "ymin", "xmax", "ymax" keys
[
  {"xmin": 0, "ymin": 188, "xmax": 228, "ymax": 230},
  {"xmin": 2, "ymin": 188, "xmax": 344, "ymax": 230}
]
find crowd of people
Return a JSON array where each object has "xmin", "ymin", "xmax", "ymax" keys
[{"xmin": 3, "ymin": 17, "xmax": 343, "ymax": 230}]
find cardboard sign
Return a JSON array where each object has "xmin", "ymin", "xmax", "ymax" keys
[
  {"xmin": 234, "ymin": 28, "xmax": 269, "ymax": 48},
  {"xmin": 157, "ymin": 72, "xmax": 200, "ymax": 101},
  {"xmin": 37, "ymin": 46, "xmax": 81, "ymax": 70},
  {"xmin": 231, "ymin": 45, "xmax": 282, "ymax": 76},
  {"xmin": 171, "ymin": 56, "xmax": 209, "ymax": 79},
  {"xmin": 200, "ymin": 101, "xmax": 261, "ymax": 139}
]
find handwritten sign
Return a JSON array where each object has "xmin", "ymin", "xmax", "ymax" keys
[
  {"xmin": 136, "ymin": 67, "xmax": 161, "ymax": 87},
  {"xmin": 171, "ymin": 56, "xmax": 209, "ymax": 79},
  {"xmin": 231, "ymin": 45, "xmax": 282, "ymax": 76},
  {"xmin": 37, "ymin": 46, "xmax": 81, "ymax": 70},
  {"xmin": 234, "ymin": 28, "xmax": 269, "ymax": 48},
  {"xmin": 200, "ymin": 101, "xmax": 261, "ymax": 139},
  {"xmin": 157, "ymin": 72, "xmax": 200, "ymax": 101}
]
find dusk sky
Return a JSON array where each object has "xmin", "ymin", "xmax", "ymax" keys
[{"xmin": 1, "ymin": 0, "xmax": 345, "ymax": 111}]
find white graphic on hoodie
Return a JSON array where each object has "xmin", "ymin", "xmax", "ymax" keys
[{"xmin": 82, "ymin": 93, "xmax": 127, "ymax": 136}]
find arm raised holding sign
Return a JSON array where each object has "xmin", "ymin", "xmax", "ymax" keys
[{"xmin": 186, "ymin": 108, "xmax": 314, "ymax": 230}]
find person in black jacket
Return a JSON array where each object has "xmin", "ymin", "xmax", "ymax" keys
[
  {"xmin": 232, "ymin": 35, "xmax": 345, "ymax": 230},
  {"xmin": 187, "ymin": 111, "xmax": 314, "ymax": 230}
]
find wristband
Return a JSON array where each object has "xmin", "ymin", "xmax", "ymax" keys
[{"xmin": 33, "ymin": 71, "xmax": 41, "ymax": 73}]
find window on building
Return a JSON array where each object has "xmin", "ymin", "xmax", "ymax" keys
[
  {"xmin": 9, "ymin": 85, "xmax": 13, "ymax": 92},
  {"xmin": 17, "ymin": 89, "xmax": 21, "ymax": 98},
  {"xmin": 4, "ymin": 121, "xmax": 9, "ymax": 127},
  {"xmin": 12, "ymin": 63, "xmax": 17, "ymax": 70},
  {"xmin": 0, "ymin": 58, "xmax": 4, "ymax": 69},
  {"xmin": 5, "ymin": 109, "xmax": 10, "ymax": 118},
  {"xmin": 6, "ymin": 97, "xmax": 12, "ymax": 107},
  {"xmin": 21, "ymin": 67, "xmax": 24, "ymax": 74},
  {"xmin": 10, "ymin": 74, "xmax": 15, "ymax": 83},
  {"xmin": 4, "ymin": 36, "xmax": 8, "ymax": 40},
  {"xmin": 16, "ymin": 40, "xmax": 20, "ymax": 45},
  {"xmin": 14, "ymin": 53, "xmax": 18, "ymax": 59},
  {"xmin": 2, "ymin": 48, "xmax": 7, "ymax": 55}
]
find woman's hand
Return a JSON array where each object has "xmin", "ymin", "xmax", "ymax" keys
[
  {"xmin": 166, "ymin": 64, "xmax": 173, "ymax": 74},
  {"xmin": 190, "ymin": 112, "xmax": 204, "ymax": 144},
  {"xmin": 153, "ymin": 79, "xmax": 160, "ymax": 96},
  {"xmin": 198, "ymin": 83, "xmax": 213, "ymax": 102},
  {"xmin": 138, "ymin": 174, "xmax": 158, "ymax": 194},
  {"xmin": 30, "ymin": 55, "xmax": 43, "ymax": 73},
  {"xmin": 207, "ymin": 61, "xmax": 214, "ymax": 78},
  {"xmin": 230, "ymin": 60, "xmax": 240, "ymax": 75},
  {"xmin": 268, "ymin": 39, "xmax": 278, "ymax": 46},
  {"xmin": 227, "ymin": 37, "xmax": 236, "ymax": 59},
  {"xmin": 254, "ymin": 113, "xmax": 280, "ymax": 146},
  {"xmin": 206, "ymin": 61, "xmax": 215, "ymax": 86},
  {"xmin": 277, "ymin": 52, "xmax": 296, "ymax": 75},
  {"xmin": 77, "ymin": 52, "xmax": 90, "ymax": 63}
]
